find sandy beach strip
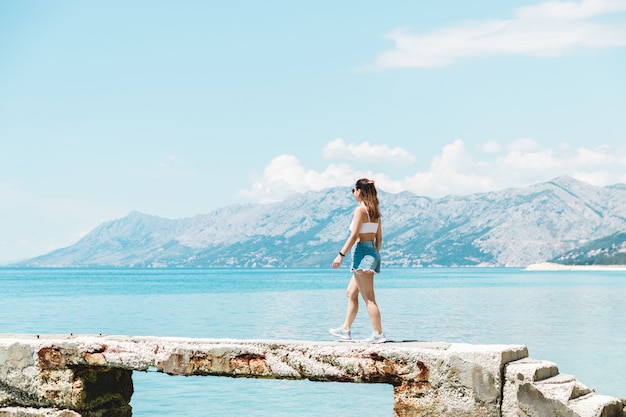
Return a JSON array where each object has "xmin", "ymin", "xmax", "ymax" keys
[{"xmin": 525, "ymin": 262, "xmax": 626, "ymax": 271}]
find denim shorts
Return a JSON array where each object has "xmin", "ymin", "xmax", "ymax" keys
[{"xmin": 351, "ymin": 241, "xmax": 381, "ymax": 274}]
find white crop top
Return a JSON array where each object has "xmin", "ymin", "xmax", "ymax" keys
[{"xmin": 350, "ymin": 209, "xmax": 379, "ymax": 234}]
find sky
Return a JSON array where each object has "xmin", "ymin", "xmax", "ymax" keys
[{"xmin": 1, "ymin": 0, "xmax": 625, "ymax": 263}]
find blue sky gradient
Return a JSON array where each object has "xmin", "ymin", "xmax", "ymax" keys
[{"xmin": 1, "ymin": 0, "xmax": 625, "ymax": 262}]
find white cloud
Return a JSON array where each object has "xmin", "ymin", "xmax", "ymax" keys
[
  {"xmin": 322, "ymin": 138, "xmax": 416, "ymax": 164},
  {"xmin": 238, "ymin": 155, "xmax": 352, "ymax": 203},
  {"xmin": 395, "ymin": 140, "xmax": 626, "ymax": 196},
  {"xmin": 238, "ymin": 152, "xmax": 399, "ymax": 203},
  {"xmin": 478, "ymin": 141, "xmax": 502, "ymax": 154},
  {"xmin": 239, "ymin": 139, "xmax": 415, "ymax": 202},
  {"xmin": 372, "ymin": 0, "xmax": 626, "ymax": 69},
  {"xmin": 516, "ymin": 0, "xmax": 626, "ymax": 20},
  {"xmin": 239, "ymin": 139, "xmax": 626, "ymax": 202}
]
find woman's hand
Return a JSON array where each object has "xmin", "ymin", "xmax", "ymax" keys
[{"xmin": 332, "ymin": 254, "xmax": 344, "ymax": 269}]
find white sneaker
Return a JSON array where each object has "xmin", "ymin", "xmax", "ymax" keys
[
  {"xmin": 362, "ymin": 332, "xmax": 387, "ymax": 344},
  {"xmin": 329, "ymin": 327, "xmax": 351, "ymax": 341}
]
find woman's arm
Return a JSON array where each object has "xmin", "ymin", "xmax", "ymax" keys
[
  {"xmin": 332, "ymin": 207, "xmax": 365, "ymax": 269},
  {"xmin": 375, "ymin": 220, "xmax": 382, "ymax": 252}
]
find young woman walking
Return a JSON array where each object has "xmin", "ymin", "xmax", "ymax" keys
[{"xmin": 330, "ymin": 178, "xmax": 386, "ymax": 344}]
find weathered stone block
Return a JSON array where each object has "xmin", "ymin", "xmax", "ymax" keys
[
  {"xmin": 0, "ymin": 407, "xmax": 81, "ymax": 416},
  {"xmin": 1, "ymin": 340, "xmax": 132, "ymax": 417},
  {"xmin": 503, "ymin": 357, "xmax": 624, "ymax": 417}
]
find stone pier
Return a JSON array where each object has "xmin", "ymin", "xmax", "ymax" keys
[{"xmin": 0, "ymin": 335, "xmax": 623, "ymax": 417}]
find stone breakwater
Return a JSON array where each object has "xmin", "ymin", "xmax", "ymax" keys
[{"xmin": 0, "ymin": 335, "xmax": 623, "ymax": 417}]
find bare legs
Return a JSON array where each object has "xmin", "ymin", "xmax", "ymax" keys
[
  {"xmin": 341, "ymin": 276, "xmax": 359, "ymax": 330},
  {"xmin": 341, "ymin": 271, "xmax": 383, "ymax": 334}
]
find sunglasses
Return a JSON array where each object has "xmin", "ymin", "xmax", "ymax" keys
[{"xmin": 352, "ymin": 188, "xmax": 358, "ymax": 193}]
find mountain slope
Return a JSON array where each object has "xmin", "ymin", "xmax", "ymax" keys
[
  {"xmin": 14, "ymin": 176, "xmax": 626, "ymax": 268},
  {"xmin": 551, "ymin": 232, "xmax": 626, "ymax": 265}
]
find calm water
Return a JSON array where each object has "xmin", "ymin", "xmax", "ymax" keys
[{"xmin": 1, "ymin": 268, "xmax": 625, "ymax": 416}]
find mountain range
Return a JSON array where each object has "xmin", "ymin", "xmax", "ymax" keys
[{"xmin": 12, "ymin": 176, "xmax": 626, "ymax": 268}]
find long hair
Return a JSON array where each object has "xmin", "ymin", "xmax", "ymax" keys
[{"xmin": 355, "ymin": 178, "xmax": 381, "ymax": 220}]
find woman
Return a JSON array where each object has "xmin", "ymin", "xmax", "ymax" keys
[{"xmin": 330, "ymin": 178, "xmax": 386, "ymax": 344}]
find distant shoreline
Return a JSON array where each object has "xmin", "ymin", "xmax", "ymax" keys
[
  {"xmin": 1, "ymin": 263, "xmax": 625, "ymax": 270},
  {"xmin": 525, "ymin": 262, "xmax": 626, "ymax": 271}
]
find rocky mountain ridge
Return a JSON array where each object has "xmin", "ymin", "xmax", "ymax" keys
[{"xmin": 13, "ymin": 176, "xmax": 626, "ymax": 268}]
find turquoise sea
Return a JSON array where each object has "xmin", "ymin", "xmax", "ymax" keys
[{"xmin": 1, "ymin": 267, "xmax": 625, "ymax": 416}]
